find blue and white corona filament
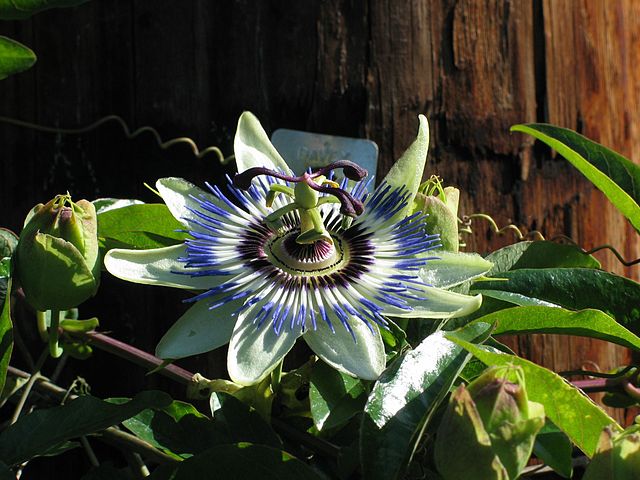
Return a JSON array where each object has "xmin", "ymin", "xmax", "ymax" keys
[{"xmin": 105, "ymin": 112, "xmax": 487, "ymax": 386}]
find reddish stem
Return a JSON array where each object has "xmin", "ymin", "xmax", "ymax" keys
[{"xmin": 80, "ymin": 331, "xmax": 193, "ymax": 385}]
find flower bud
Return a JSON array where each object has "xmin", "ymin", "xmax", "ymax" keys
[
  {"xmin": 414, "ymin": 184, "xmax": 460, "ymax": 252},
  {"xmin": 583, "ymin": 424, "xmax": 640, "ymax": 479},
  {"xmin": 434, "ymin": 366, "xmax": 545, "ymax": 480},
  {"xmin": 16, "ymin": 194, "xmax": 100, "ymax": 311}
]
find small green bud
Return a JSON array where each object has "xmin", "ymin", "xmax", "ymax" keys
[
  {"xmin": 413, "ymin": 185, "xmax": 460, "ymax": 252},
  {"xmin": 16, "ymin": 194, "xmax": 100, "ymax": 311},
  {"xmin": 584, "ymin": 424, "xmax": 640, "ymax": 479},
  {"xmin": 434, "ymin": 366, "xmax": 545, "ymax": 480}
]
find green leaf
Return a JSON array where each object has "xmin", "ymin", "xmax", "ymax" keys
[
  {"xmin": 0, "ymin": 229, "xmax": 18, "ymax": 259},
  {"xmin": 109, "ymin": 397, "xmax": 225, "ymax": 458},
  {"xmin": 0, "ymin": 0, "xmax": 90, "ymax": 19},
  {"xmin": 470, "ymin": 268, "xmax": 640, "ymax": 334},
  {"xmin": 471, "ymin": 306, "xmax": 640, "ymax": 351},
  {"xmin": 512, "ymin": 124, "xmax": 640, "ymax": 231},
  {"xmin": 485, "ymin": 241, "xmax": 600, "ymax": 275},
  {"xmin": 118, "ymin": 394, "xmax": 280, "ymax": 459},
  {"xmin": 309, "ymin": 360, "xmax": 367, "ymax": 432},
  {"xmin": 418, "ymin": 251, "xmax": 493, "ymax": 289},
  {"xmin": 0, "ymin": 36, "xmax": 35, "ymax": 80},
  {"xmin": 359, "ymin": 322, "xmax": 491, "ymax": 480},
  {"xmin": 381, "ymin": 115, "xmax": 429, "ymax": 221},
  {"xmin": 473, "ymin": 289, "xmax": 560, "ymax": 307},
  {"xmin": 445, "ymin": 337, "xmax": 621, "ymax": 457},
  {"xmin": 92, "ymin": 198, "xmax": 143, "ymax": 214},
  {"xmin": 0, "ymin": 258, "xmax": 12, "ymax": 395},
  {"xmin": 170, "ymin": 443, "xmax": 323, "ymax": 480},
  {"xmin": 210, "ymin": 393, "xmax": 282, "ymax": 448},
  {"xmin": 0, "ymin": 391, "xmax": 172, "ymax": 466},
  {"xmin": 533, "ymin": 421, "xmax": 573, "ymax": 478},
  {"xmin": 97, "ymin": 204, "xmax": 187, "ymax": 250}
]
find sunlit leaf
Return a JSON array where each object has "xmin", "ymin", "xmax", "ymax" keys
[
  {"xmin": 97, "ymin": 203, "xmax": 187, "ymax": 250},
  {"xmin": 0, "ymin": 258, "xmax": 12, "ymax": 395},
  {"xmin": 512, "ymin": 124, "xmax": 640, "ymax": 231},
  {"xmin": 470, "ymin": 306, "xmax": 640, "ymax": 351},
  {"xmin": 445, "ymin": 337, "xmax": 620, "ymax": 457},
  {"xmin": 0, "ymin": 36, "xmax": 35, "ymax": 80},
  {"xmin": 360, "ymin": 322, "xmax": 491, "ymax": 480},
  {"xmin": 0, "ymin": 0, "xmax": 90, "ymax": 19},
  {"xmin": 470, "ymin": 268, "xmax": 640, "ymax": 335}
]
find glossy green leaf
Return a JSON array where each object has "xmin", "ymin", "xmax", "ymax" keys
[
  {"xmin": 0, "ymin": 391, "xmax": 172, "ymax": 466},
  {"xmin": 473, "ymin": 289, "xmax": 560, "ymax": 307},
  {"xmin": 485, "ymin": 240, "xmax": 600, "ymax": 275},
  {"xmin": 446, "ymin": 337, "xmax": 620, "ymax": 457},
  {"xmin": 171, "ymin": 443, "xmax": 323, "ymax": 480},
  {"xmin": 0, "ymin": 229, "xmax": 18, "ymax": 259},
  {"xmin": 419, "ymin": 251, "xmax": 493, "ymax": 289},
  {"xmin": 92, "ymin": 198, "xmax": 143, "ymax": 214},
  {"xmin": 381, "ymin": 115, "xmax": 429, "ymax": 221},
  {"xmin": 0, "ymin": 0, "xmax": 90, "ymax": 19},
  {"xmin": 471, "ymin": 268, "xmax": 640, "ymax": 334},
  {"xmin": 0, "ymin": 36, "xmax": 35, "ymax": 80},
  {"xmin": 471, "ymin": 306, "xmax": 640, "ymax": 351},
  {"xmin": 118, "ymin": 394, "xmax": 280, "ymax": 458},
  {"xmin": 110, "ymin": 397, "xmax": 225, "ymax": 458},
  {"xmin": 97, "ymin": 204, "xmax": 187, "ymax": 250},
  {"xmin": 533, "ymin": 421, "xmax": 573, "ymax": 478},
  {"xmin": 0, "ymin": 258, "xmax": 12, "ymax": 395},
  {"xmin": 309, "ymin": 360, "xmax": 367, "ymax": 432},
  {"xmin": 360, "ymin": 322, "xmax": 491, "ymax": 480},
  {"xmin": 512, "ymin": 124, "xmax": 640, "ymax": 231}
]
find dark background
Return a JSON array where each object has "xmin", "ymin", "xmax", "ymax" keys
[{"xmin": 1, "ymin": 0, "xmax": 639, "ymax": 475}]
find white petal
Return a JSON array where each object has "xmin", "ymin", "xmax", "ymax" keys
[
  {"xmin": 104, "ymin": 244, "xmax": 224, "ymax": 290},
  {"xmin": 234, "ymin": 112, "xmax": 292, "ymax": 174},
  {"xmin": 380, "ymin": 114, "xmax": 429, "ymax": 220},
  {"xmin": 383, "ymin": 287, "xmax": 482, "ymax": 319},
  {"xmin": 303, "ymin": 318, "xmax": 385, "ymax": 381},
  {"xmin": 156, "ymin": 298, "xmax": 237, "ymax": 359},
  {"xmin": 227, "ymin": 304, "xmax": 301, "ymax": 386},
  {"xmin": 155, "ymin": 177, "xmax": 222, "ymax": 228},
  {"xmin": 419, "ymin": 251, "xmax": 493, "ymax": 289}
]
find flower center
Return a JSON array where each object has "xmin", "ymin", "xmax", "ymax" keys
[{"xmin": 266, "ymin": 230, "xmax": 348, "ymax": 274}]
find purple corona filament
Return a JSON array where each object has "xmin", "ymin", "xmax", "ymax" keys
[{"xmin": 233, "ymin": 160, "xmax": 367, "ymax": 218}]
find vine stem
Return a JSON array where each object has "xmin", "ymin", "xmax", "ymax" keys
[
  {"xmin": 48, "ymin": 309, "xmax": 64, "ymax": 358},
  {"xmin": 6, "ymin": 366, "xmax": 178, "ymax": 465},
  {"xmin": 9, "ymin": 348, "xmax": 48, "ymax": 425},
  {"xmin": 72, "ymin": 330, "xmax": 340, "ymax": 458}
]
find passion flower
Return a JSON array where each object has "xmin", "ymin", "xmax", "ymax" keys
[{"xmin": 105, "ymin": 112, "xmax": 488, "ymax": 385}]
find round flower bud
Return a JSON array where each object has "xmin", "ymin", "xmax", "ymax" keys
[
  {"xmin": 434, "ymin": 365, "xmax": 545, "ymax": 480},
  {"xmin": 583, "ymin": 424, "xmax": 640, "ymax": 479},
  {"xmin": 16, "ymin": 194, "xmax": 100, "ymax": 311}
]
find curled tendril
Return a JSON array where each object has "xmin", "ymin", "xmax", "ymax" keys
[
  {"xmin": 551, "ymin": 234, "xmax": 640, "ymax": 267},
  {"xmin": 459, "ymin": 213, "xmax": 545, "ymax": 242},
  {"xmin": 0, "ymin": 115, "xmax": 232, "ymax": 164}
]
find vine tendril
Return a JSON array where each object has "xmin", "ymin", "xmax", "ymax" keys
[{"xmin": 0, "ymin": 114, "xmax": 233, "ymax": 164}]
